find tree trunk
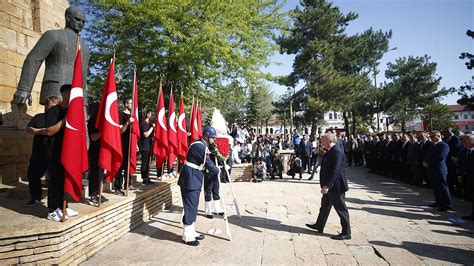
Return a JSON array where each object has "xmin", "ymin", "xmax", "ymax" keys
[
  {"xmin": 343, "ymin": 112, "xmax": 350, "ymax": 135},
  {"xmin": 351, "ymin": 111, "xmax": 357, "ymax": 135}
]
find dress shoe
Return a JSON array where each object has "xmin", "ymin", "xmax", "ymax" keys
[
  {"xmin": 331, "ymin": 233, "xmax": 351, "ymax": 240},
  {"xmin": 183, "ymin": 240, "xmax": 200, "ymax": 246},
  {"xmin": 305, "ymin": 223, "xmax": 323, "ymax": 233},
  {"xmin": 195, "ymin": 234, "xmax": 205, "ymax": 240},
  {"xmin": 212, "ymin": 212, "xmax": 224, "ymax": 216},
  {"xmin": 205, "ymin": 214, "xmax": 213, "ymax": 219},
  {"xmin": 438, "ymin": 206, "xmax": 453, "ymax": 212},
  {"xmin": 308, "ymin": 177, "xmax": 313, "ymax": 180}
]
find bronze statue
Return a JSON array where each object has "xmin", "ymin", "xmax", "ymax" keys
[{"xmin": 13, "ymin": 7, "xmax": 90, "ymax": 106}]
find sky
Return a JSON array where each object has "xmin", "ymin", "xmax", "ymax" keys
[{"xmin": 264, "ymin": 0, "xmax": 474, "ymax": 105}]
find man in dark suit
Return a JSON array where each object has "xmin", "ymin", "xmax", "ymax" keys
[
  {"xmin": 423, "ymin": 130, "xmax": 451, "ymax": 212},
  {"xmin": 306, "ymin": 132, "xmax": 351, "ymax": 240},
  {"xmin": 444, "ymin": 128, "xmax": 463, "ymax": 195},
  {"xmin": 299, "ymin": 134, "xmax": 313, "ymax": 175},
  {"xmin": 178, "ymin": 126, "xmax": 219, "ymax": 246}
]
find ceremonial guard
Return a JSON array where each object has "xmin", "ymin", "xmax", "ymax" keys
[
  {"xmin": 178, "ymin": 126, "xmax": 219, "ymax": 246},
  {"xmin": 204, "ymin": 142, "xmax": 226, "ymax": 219}
]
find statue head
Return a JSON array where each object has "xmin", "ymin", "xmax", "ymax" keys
[{"xmin": 65, "ymin": 7, "xmax": 86, "ymax": 34}]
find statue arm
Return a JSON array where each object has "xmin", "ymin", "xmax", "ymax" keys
[{"xmin": 15, "ymin": 31, "xmax": 57, "ymax": 105}]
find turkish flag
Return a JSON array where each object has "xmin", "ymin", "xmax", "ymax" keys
[
  {"xmin": 197, "ymin": 101, "xmax": 203, "ymax": 138},
  {"xmin": 95, "ymin": 59, "xmax": 123, "ymax": 182},
  {"xmin": 168, "ymin": 89, "xmax": 178, "ymax": 168},
  {"xmin": 61, "ymin": 45, "xmax": 88, "ymax": 202},
  {"xmin": 189, "ymin": 98, "xmax": 199, "ymax": 143},
  {"xmin": 177, "ymin": 96, "xmax": 188, "ymax": 164},
  {"xmin": 129, "ymin": 75, "xmax": 140, "ymax": 174},
  {"xmin": 153, "ymin": 85, "xmax": 168, "ymax": 168}
]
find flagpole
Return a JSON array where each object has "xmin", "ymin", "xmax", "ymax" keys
[
  {"xmin": 147, "ymin": 80, "xmax": 159, "ymax": 182},
  {"xmin": 126, "ymin": 68, "xmax": 136, "ymax": 197},
  {"xmin": 98, "ymin": 170, "xmax": 105, "ymax": 207},
  {"xmin": 61, "ymin": 34, "xmax": 82, "ymax": 222}
]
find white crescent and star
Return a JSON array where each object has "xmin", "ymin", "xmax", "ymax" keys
[
  {"xmin": 105, "ymin": 91, "xmax": 120, "ymax": 127},
  {"xmin": 158, "ymin": 108, "xmax": 167, "ymax": 131},
  {"xmin": 169, "ymin": 112, "xmax": 177, "ymax": 132},
  {"xmin": 65, "ymin": 87, "xmax": 83, "ymax": 131},
  {"xmin": 178, "ymin": 113, "xmax": 186, "ymax": 132}
]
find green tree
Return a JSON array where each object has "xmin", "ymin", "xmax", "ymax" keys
[
  {"xmin": 72, "ymin": 0, "xmax": 286, "ymax": 111},
  {"xmin": 382, "ymin": 55, "xmax": 449, "ymax": 132},
  {"xmin": 423, "ymin": 102, "xmax": 455, "ymax": 131},
  {"xmin": 247, "ymin": 83, "xmax": 274, "ymax": 128},
  {"xmin": 455, "ymin": 30, "xmax": 473, "ymax": 107},
  {"xmin": 277, "ymin": 0, "xmax": 391, "ymax": 134}
]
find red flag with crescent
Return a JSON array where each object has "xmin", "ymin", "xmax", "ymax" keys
[
  {"xmin": 61, "ymin": 45, "xmax": 88, "ymax": 201},
  {"xmin": 168, "ymin": 89, "xmax": 178, "ymax": 168},
  {"xmin": 189, "ymin": 98, "xmax": 199, "ymax": 143},
  {"xmin": 129, "ymin": 75, "xmax": 140, "ymax": 174},
  {"xmin": 177, "ymin": 95, "xmax": 188, "ymax": 163},
  {"xmin": 197, "ymin": 101, "xmax": 203, "ymax": 138},
  {"xmin": 153, "ymin": 84, "xmax": 168, "ymax": 168},
  {"xmin": 95, "ymin": 59, "xmax": 123, "ymax": 182}
]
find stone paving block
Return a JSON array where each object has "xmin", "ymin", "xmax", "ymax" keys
[
  {"xmin": 324, "ymin": 254, "xmax": 358, "ymax": 265},
  {"xmin": 348, "ymin": 244, "xmax": 388, "ymax": 265},
  {"xmin": 371, "ymin": 245, "xmax": 424, "ymax": 265}
]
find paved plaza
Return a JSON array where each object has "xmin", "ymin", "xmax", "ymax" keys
[{"xmin": 83, "ymin": 167, "xmax": 474, "ymax": 265}]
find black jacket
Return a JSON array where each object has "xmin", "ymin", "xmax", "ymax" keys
[{"xmin": 320, "ymin": 145, "xmax": 348, "ymax": 193}]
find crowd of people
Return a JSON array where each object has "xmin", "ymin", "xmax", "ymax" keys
[{"xmin": 228, "ymin": 124, "xmax": 474, "ymax": 220}]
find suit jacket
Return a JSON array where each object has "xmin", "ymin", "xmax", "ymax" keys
[
  {"xmin": 425, "ymin": 141, "xmax": 450, "ymax": 176},
  {"xmin": 299, "ymin": 140, "xmax": 313, "ymax": 157},
  {"xmin": 320, "ymin": 145, "xmax": 348, "ymax": 193},
  {"xmin": 178, "ymin": 139, "xmax": 219, "ymax": 190},
  {"xmin": 17, "ymin": 28, "xmax": 90, "ymax": 105}
]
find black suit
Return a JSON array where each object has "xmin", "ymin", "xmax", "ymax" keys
[{"xmin": 314, "ymin": 145, "xmax": 351, "ymax": 235}]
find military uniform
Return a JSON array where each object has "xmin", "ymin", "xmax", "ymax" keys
[{"xmin": 178, "ymin": 138, "xmax": 219, "ymax": 244}]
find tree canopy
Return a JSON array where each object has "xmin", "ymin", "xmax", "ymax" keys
[{"xmin": 72, "ymin": 0, "xmax": 286, "ymax": 121}]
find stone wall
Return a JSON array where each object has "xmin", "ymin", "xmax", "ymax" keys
[{"xmin": 0, "ymin": 0, "xmax": 68, "ymax": 184}]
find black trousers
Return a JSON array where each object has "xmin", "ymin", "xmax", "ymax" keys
[
  {"xmin": 301, "ymin": 155, "xmax": 311, "ymax": 172},
  {"xmin": 181, "ymin": 188, "xmax": 200, "ymax": 225},
  {"xmin": 429, "ymin": 171, "xmax": 451, "ymax": 208},
  {"xmin": 27, "ymin": 156, "xmax": 47, "ymax": 201},
  {"xmin": 204, "ymin": 173, "xmax": 220, "ymax": 202},
  {"xmin": 88, "ymin": 151, "xmax": 101, "ymax": 197},
  {"xmin": 47, "ymin": 161, "xmax": 65, "ymax": 212},
  {"xmin": 114, "ymin": 153, "xmax": 131, "ymax": 190},
  {"xmin": 315, "ymin": 192, "xmax": 351, "ymax": 235},
  {"xmin": 140, "ymin": 150, "xmax": 151, "ymax": 181}
]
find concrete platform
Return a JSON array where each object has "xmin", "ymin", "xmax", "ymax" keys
[
  {"xmin": 83, "ymin": 166, "xmax": 474, "ymax": 265},
  {"xmin": 0, "ymin": 162, "xmax": 252, "ymax": 264}
]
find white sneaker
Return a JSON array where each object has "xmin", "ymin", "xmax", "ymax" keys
[
  {"xmin": 66, "ymin": 207, "xmax": 79, "ymax": 217},
  {"xmin": 47, "ymin": 210, "xmax": 61, "ymax": 222},
  {"xmin": 57, "ymin": 208, "xmax": 69, "ymax": 220}
]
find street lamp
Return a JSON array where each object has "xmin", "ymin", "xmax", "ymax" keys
[{"xmin": 374, "ymin": 47, "xmax": 398, "ymax": 132}]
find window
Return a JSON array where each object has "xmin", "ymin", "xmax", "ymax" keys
[
  {"xmin": 380, "ymin": 119, "xmax": 383, "ymax": 123},
  {"xmin": 270, "ymin": 128, "xmax": 273, "ymax": 134},
  {"xmin": 329, "ymin": 113, "xmax": 333, "ymax": 119},
  {"xmin": 455, "ymin": 115, "xmax": 459, "ymax": 120},
  {"xmin": 464, "ymin": 114, "xmax": 468, "ymax": 120},
  {"xmin": 471, "ymin": 114, "xmax": 474, "ymax": 120},
  {"xmin": 333, "ymin": 112, "xmax": 337, "ymax": 120}
]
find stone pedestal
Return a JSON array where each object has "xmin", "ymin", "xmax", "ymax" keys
[{"xmin": 0, "ymin": 0, "xmax": 68, "ymax": 184}]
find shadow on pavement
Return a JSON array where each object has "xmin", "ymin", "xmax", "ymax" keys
[{"xmin": 370, "ymin": 240, "xmax": 474, "ymax": 264}]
